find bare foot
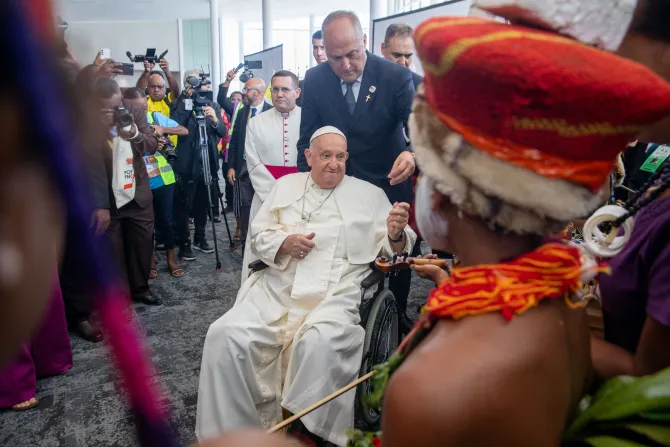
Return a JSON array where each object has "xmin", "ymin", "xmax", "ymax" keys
[{"xmin": 12, "ymin": 396, "xmax": 39, "ymax": 411}]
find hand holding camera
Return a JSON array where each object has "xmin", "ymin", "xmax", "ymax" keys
[
  {"xmin": 143, "ymin": 60, "xmax": 155, "ymax": 73},
  {"xmin": 98, "ymin": 59, "xmax": 123, "ymax": 78},
  {"xmin": 152, "ymin": 125, "xmax": 166, "ymax": 137},
  {"xmin": 118, "ymin": 122, "xmax": 138, "ymax": 141},
  {"xmin": 159, "ymin": 58, "xmax": 170, "ymax": 72},
  {"xmin": 203, "ymin": 106, "xmax": 218, "ymax": 124},
  {"xmin": 113, "ymin": 106, "xmax": 138, "ymax": 140}
]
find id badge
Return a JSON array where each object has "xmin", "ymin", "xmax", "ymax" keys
[
  {"xmin": 185, "ymin": 99, "xmax": 193, "ymax": 111},
  {"xmin": 640, "ymin": 144, "xmax": 670, "ymax": 173}
]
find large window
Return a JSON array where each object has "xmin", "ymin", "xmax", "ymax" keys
[{"xmin": 182, "ymin": 19, "xmax": 212, "ymax": 74}]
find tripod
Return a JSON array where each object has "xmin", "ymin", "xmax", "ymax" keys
[
  {"xmin": 196, "ymin": 110, "xmax": 226, "ymax": 270},
  {"xmin": 213, "ymin": 179, "xmax": 235, "ymax": 249}
]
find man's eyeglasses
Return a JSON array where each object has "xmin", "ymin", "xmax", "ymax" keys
[
  {"xmin": 148, "ymin": 84, "xmax": 165, "ymax": 89},
  {"xmin": 270, "ymin": 87, "xmax": 295, "ymax": 94}
]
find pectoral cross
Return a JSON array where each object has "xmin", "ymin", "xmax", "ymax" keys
[{"xmin": 365, "ymin": 94, "xmax": 371, "ymax": 102}]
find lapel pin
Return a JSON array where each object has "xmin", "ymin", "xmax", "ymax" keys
[{"xmin": 369, "ymin": 86, "xmax": 376, "ymax": 93}]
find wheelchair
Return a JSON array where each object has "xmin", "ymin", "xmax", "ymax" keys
[{"xmin": 247, "ymin": 259, "xmax": 400, "ymax": 431}]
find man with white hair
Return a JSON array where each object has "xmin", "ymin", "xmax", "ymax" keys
[{"xmin": 196, "ymin": 126, "xmax": 416, "ymax": 446}]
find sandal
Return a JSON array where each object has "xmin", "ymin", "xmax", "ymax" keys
[
  {"xmin": 170, "ymin": 266, "xmax": 185, "ymax": 278},
  {"xmin": 12, "ymin": 397, "xmax": 39, "ymax": 411},
  {"xmin": 150, "ymin": 268, "xmax": 158, "ymax": 279}
]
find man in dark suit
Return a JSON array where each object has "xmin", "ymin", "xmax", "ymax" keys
[
  {"xmin": 226, "ymin": 77, "xmax": 272, "ymax": 255},
  {"xmin": 381, "ymin": 23, "xmax": 423, "ymax": 89},
  {"xmin": 297, "ymin": 10, "xmax": 417, "ymax": 340},
  {"xmin": 298, "ymin": 10, "xmax": 416, "ymax": 205},
  {"xmin": 297, "ymin": 30, "xmax": 328, "ymax": 108}
]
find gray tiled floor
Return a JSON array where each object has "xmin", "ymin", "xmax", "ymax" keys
[{"xmin": 0, "ymin": 214, "xmax": 433, "ymax": 446}]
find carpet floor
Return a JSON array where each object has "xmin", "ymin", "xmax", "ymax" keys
[{"xmin": 0, "ymin": 213, "xmax": 433, "ymax": 446}]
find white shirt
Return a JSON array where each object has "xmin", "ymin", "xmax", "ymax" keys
[
  {"xmin": 249, "ymin": 101, "xmax": 265, "ymax": 118},
  {"xmin": 340, "ymin": 74, "xmax": 363, "ymax": 102}
]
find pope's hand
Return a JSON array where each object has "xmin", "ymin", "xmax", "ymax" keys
[
  {"xmin": 388, "ymin": 151, "xmax": 416, "ymax": 185},
  {"xmin": 387, "ymin": 202, "xmax": 410, "ymax": 240},
  {"xmin": 280, "ymin": 232, "xmax": 316, "ymax": 259}
]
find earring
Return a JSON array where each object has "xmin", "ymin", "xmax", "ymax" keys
[{"xmin": 0, "ymin": 241, "xmax": 22, "ymax": 287}]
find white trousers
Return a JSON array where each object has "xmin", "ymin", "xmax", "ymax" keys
[{"xmin": 196, "ymin": 291, "xmax": 364, "ymax": 446}]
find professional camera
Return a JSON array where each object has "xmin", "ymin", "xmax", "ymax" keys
[
  {"xmin": 239, "ymin": 60, "xmax": 263, "ymax": 83},
  {"xmin": 184, "ymin": 76, "xmax": 215, "ymax": 116},
  {"xmin": 126, "ymin": 48, "xmax": 168, "ymax": 64},
  {"xmin": 162, "ymin": 138, "xmax": 178, "ymax": 164},
  {"xmin": 113, "ymin": 106, "xmax": 133, "ymax": 131}
]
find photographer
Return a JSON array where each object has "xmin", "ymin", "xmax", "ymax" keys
[
  {"xmin": 123, "ymin": 87, "xmax": 188, "ymax": 279},
  {"xmin": 95, "ymin": 78, "xmax": 163, "ymax": 306},
  {"xmin": 171, "ymin": 76, "xmax": 228, "ymax": 260},
  {"xmin": 136, "ymin": 56, "xmax": 180, "ymax": 104}
]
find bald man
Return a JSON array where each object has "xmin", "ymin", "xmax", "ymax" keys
[
  {"xmin": 196, "ymin": 126, "xmax": 415, "ymax": 446},
  {"xmin": 227, "ymin": 77, "xmax": 273, "ymax": 257}
]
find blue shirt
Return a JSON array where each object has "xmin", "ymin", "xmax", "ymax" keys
[{"xmin": 340, "ymin": 74, "xmax": 363, "ymax": 102}]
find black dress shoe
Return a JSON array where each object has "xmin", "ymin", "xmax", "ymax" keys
[
  {"xmin": 75, "ymin": 319, "xmax": 103, "ymax": 343},
  {"xmin": 136, "ymin": 295, "xmax": 164, "ymax": 306}
]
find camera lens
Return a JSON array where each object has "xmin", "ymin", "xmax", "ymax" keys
[{"xmin": 114, "ymin": 106, "xmax": 133, "ymax": 128}]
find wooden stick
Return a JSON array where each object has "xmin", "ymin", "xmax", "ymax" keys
[{"xmin": 266, "ymin": 371, "xmax": 376, "ymax": 434}]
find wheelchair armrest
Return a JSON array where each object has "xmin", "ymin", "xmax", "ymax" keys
[
  {"xmin": 248, "ymin": 260, "xmax": 269, "ymax": 272},
  {"xmin": 361, "ymin": 269, "xmax": 385, "ymax": 290}
]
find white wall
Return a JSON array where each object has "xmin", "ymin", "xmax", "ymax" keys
[{"xmin": 65, "ymin": 21, "xmax": 181, "ymax": 86}]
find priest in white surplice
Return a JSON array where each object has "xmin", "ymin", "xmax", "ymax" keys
[
  {"xmin": 196, "ymin": 126, "xmax": 416, "ymax": 445},
  {"xmin": 241, "ymin": 70, "xmax": 302, "ymax": 280}
]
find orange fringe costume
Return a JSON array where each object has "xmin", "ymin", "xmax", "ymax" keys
[{"xmin": 425, "ymin": 242, "xmax": 606, "ymax": 322}]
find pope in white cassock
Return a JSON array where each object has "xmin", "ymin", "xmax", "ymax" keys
[
  {"xmin": 196, "ymin": 126, "xmax": 416, "ymax": 445},
  {"xmin": 241, "ymin": 71, "xmax": 302, "ymax": 280}
]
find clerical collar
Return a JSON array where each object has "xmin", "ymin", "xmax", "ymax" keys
[{"xmin": 281, "ymin": 112, "xmax": 289, "ymax": 117}]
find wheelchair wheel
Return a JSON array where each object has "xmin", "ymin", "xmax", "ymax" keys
[{"xmin": 355, "ymin": 289, "xmax": 399, "ymax": 430}]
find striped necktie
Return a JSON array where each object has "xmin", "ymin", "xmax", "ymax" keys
[{"xmin": 344, "ymin": 82, "xmax": 356, "ymax": 115}]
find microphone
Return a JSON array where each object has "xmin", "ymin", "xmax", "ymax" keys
[
  {"xmin": 158, "ymin": 49, "xmax": 168, "ymax": 60},
  {"xmin": 126, "ymin": 51, "xmax": 133, "ymax": 62}
]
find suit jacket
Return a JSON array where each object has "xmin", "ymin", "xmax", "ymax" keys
[
  {"xmin": 296, "ymin": 78, "xmax": 305, "ymax": 107},
  {"xmin": 217, "ymin": 85, "xmax": 235, "ymax": 118},
  {"xmin": 297, "ymin": 52, "xmax": 415, "ymax": 204},
  {"xmin": 228, "ymin": 101, "xmax": 273, "ymax": 174},
  {"xmin": 412, "ymin": 71, "xmax": 423, "ymax": 90},
  {"xmin": 103, "ymin": 107, "xmax": 158, "ymax": 211}
]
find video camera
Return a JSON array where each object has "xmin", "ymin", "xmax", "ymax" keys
[
  {"xmin": 184, "ymin": 76, "xmax": 214, "ymax": 115},
  {"xmin": 126, "ymin": 48, "xmax": 168, "ymax": 64},
  {"xmin": 198, "ymin": 71, "xmax": 212, "ymax": 89},
  {"xmin": 238, "ymin": 60, "xmax": 263, "ymax": 84}
]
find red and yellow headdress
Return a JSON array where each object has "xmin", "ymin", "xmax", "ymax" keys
[{"xmin": 410, "ymin": 17, "xmax": 670, "ymax": 234}]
